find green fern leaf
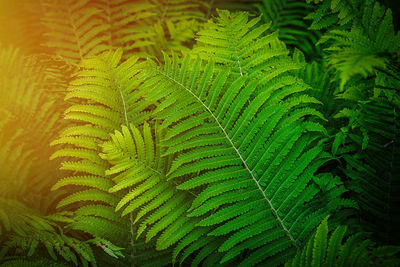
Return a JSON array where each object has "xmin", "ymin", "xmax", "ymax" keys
[
  {"xmin": 254, "ymin": 0, "xmax": 321, "ymax": 57},
  {"xmin": 140, "ymin": 10, "xmax": 350, "ymax": 265},
  {"xmin": 317, "ymin": 0, "xmax": 400, "ymax": 88},
  {"xmin": 42, "ymin": 0, "xmax": 111, "ymax": 64},
  {"xmin": 100, "ymin": 123, "xmax": 223, "ymax": 263},
  {"xmin": 51, "ymin": 49, "xmax": 147, "ymax": 247}
]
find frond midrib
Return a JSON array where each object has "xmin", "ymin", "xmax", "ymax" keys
[
  {"xmin": 66, "ymin": 3, "xmax": 83, "ymax": 61},
  {"xmin": 154, "ymin": 67, "xmax": 299, "ymax": 249}
]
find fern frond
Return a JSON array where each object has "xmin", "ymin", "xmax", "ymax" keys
[
  {"xmin": 140, "ymin": 11, "xmax": 351, "ymax": 265},
  {"xmin": 41, "ymin": 0, "xmax": 111, "ymax": 64},
  {"xmin": 0, "ymin": 197, "xmax": 105, "ymax": 266},
  {"xmin": 0, "ymin": 45, "xmax": 64, "ymax": 207},
  {"xmin": 255, "ymin": 0, "xmax": 321, "ymax": 57},
  {"xmin": 142, "ymin": 0, "xmax": 207, "ymax": 59},
  {"xmin": 334, "ymin": 98, "xmax": 400, "ymax": 243},
  {"xmin": 194, "ymin": 10, "xmax": 294, "ymax": 77},
  {"xmin": 306, "ymin": 0, "xmax": 362, "ymax": 30},
  {"xmin": 94, "ymin": 0, "xmax": 157, "ymax": 58},
  {"xmin": 317, "ymin": 0, "xmax": 400, "ymax": 88},
  {"xmin": 51, "ymin": 49, "xmax": 149, "ymax": 248},
  {"xmin": 285, "ymin": 216, "xmax": 400, "ymax": 267},
  {"xmin": 100, "ymin": 123, "xmax": 226, "ymax": 264}
]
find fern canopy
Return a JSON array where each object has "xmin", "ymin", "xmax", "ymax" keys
[{"xmin": 2, "ymin": 0, "xmax": 400, "ymax": 266}]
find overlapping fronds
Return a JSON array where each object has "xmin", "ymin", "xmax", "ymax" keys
[
  {"xmin": 46, "ymin": 47, "xmax": 156, "ymax": 264},
  {"xmin": 332, "ymin": 98, "xmax": 400, "ymax": 243},
  {"xmin": 138, "ymin": 10, "xmax": 355, "ymax": 265},
  {"xmin": 254, "ymin": 0, "xmax": 321, "ymax": 57},
  {"xmin": 306, "ymin": 0, "xmax": 363, "ymax": 30},
  {"xmin": 50, "ymin": 49, "xmax": 149, "ymax": 246},
  {"xmin": 101, "ymin": 123, "xmax": 229, "ymax": 266},
  {"xmin": 0, "ymin": 45, "xmax": 62, "ymax": 207},
  {"xmin": 286, "ymin": 216, "xmax": 400, "ymax": 267},
  {"xmin": 316, "ymin": 0, "xmax": 400, "ymax": 88},
  {"xmin": 0, "ymin": 198, "xmax": 101, "ymax": 266},
  {"xmin": 41, "ymin": 0, "xmax": 208, "ymax": 63},
  {"xmin": 100, "ymin": 123, "xmax": 194, "ymax": 247},
  {"xmin": 0, "ymin": 45, "xmax": 121, "ymax": 266},
  {"xmin": 144, "ymin": 51, "xmax": 342, "ymax": 266},
  {"xmin": 41, "ymin": 0, "xmax": 111, "ymax": 65},
  {"xmin": 2, "ymin": 0, "xmax": 400, "ymax": 266},
  {"xmin": 50, "ymin": 48, "xmax": 218, "ymax": 265}
]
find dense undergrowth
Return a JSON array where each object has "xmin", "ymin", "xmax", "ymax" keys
[{"xmin": 0, "ymin": 0, "xmax": 399, "ymax": 266}]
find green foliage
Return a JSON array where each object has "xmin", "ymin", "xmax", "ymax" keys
[
  {"xmin": 2, "ymin": 0, "xmax": 400, "ymax": 266},
  {"xmin": 137, "ymin": 10, "xmax": 356, "ymax": 265},
  {"xmin": 317, "ymin": 0, "xmax": 400, "ymax": 89},
  {"xmin": 255, "ymin": 0, "xmax": 321, "ymax": 57},
  {"xmin": 0, "ymin": 46, "xmax": 63, "ymax": 201},
  {"xmin": 0, "ymin": 198, "xmax": 95, "ymax": 265},
  {"xmin": 193, "ymin": 9, "xmax": 287, "ymax": 76},
  {"xmin": 0, "ymin": 45, "xmax": 113, "ymax": 266},
  {"xmin": 333, "ymin": 98, "xmax": 400, "ymax": 243},
  {"xmin": 211, "ymin": 0, "xmax": 320, "ymax": 58},
  {"xmin": 101, "ymin": 123, "xmax": 190, "ymax": 243},
  {"xmin": 100, "ymin": 123, "xmax": 224, "ymax": 265},
  {"xmin": 0, "ymin": 258, "xmax": 70, "ymax": 267},
  {"xmin": 41, "ymin": 0, "xmax": 111, "ymax": 64},
  {"xmin": 93, "ymin": 0, "xmax": 207, "ymax": 59},
  {"xmin": 286, "ymin": 216, "xmax": 400, "ymax": 267},
  {"xmin": 50, "ymin": 49, "xmax": 145, "ymax": 246},
  {"xmin": 49, "ymin": 49, "xmax": 174, "ymax": 266},
  {"xmin": 306, "ymin": 0, "xmax": 363, "ymax": 30},
  {"xmin": 41, "ymin": 0, "xmax": 208, "ymax": 65},
  {"xmin": 299, "ymin": 2, "xmax": 400, "ymax": 245}
]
